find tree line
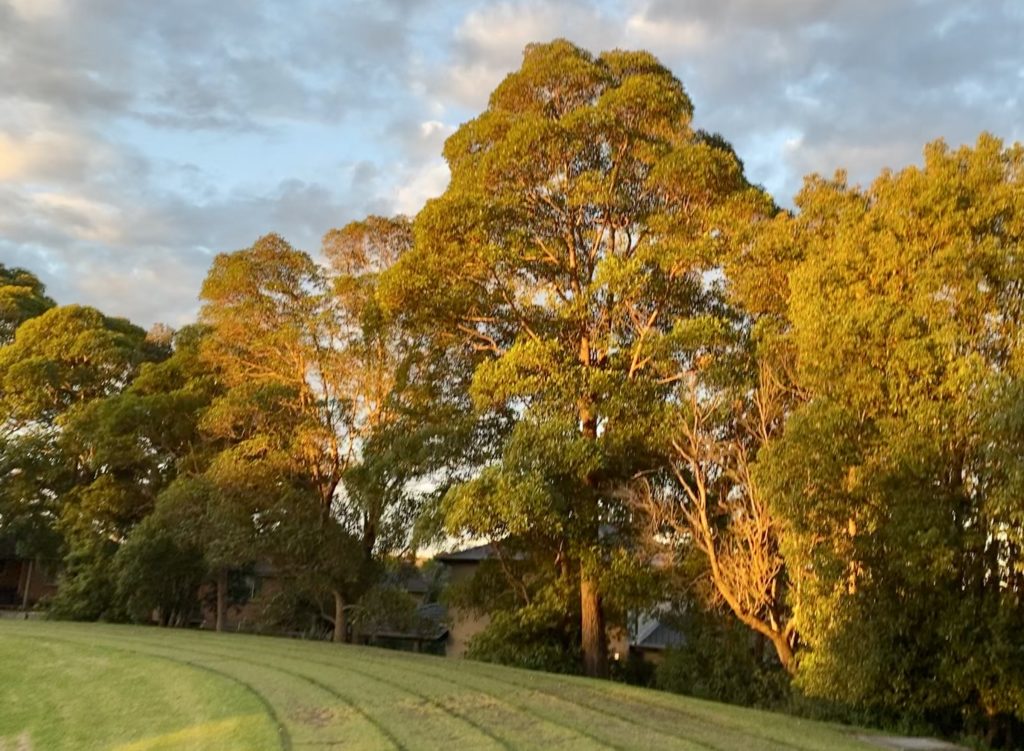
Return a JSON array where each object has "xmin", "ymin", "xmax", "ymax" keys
[{"xmin": 1, "ymin": 39, "xmax": 1021, "ymax": 746}]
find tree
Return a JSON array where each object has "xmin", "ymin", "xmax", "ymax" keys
[
  {"xmin": 383, "ymin": 40, "xmax": 771, "ymax": 676},
  {"xmin": 0, "ymin": 305, "xmax": 158, "ymax": 431},
  {"xmin": 48, "ymin": 325, "xmax": 214, "ymax": 618},
  {"xmin": 0, "ymin": 304, "xmax": 162, "ymax": 613},
  {"xmin": 113, "ymin": 509, "xmax": 206, "ymax": 626},
  {"xmin": 635, "ymin": 364, "xmax": 797, "ymax": 673},
  {"xmin": 0, "ymin": 264, "xmax": 54, "ymax": 346},
  {"xmin": 199, "ymin": 229, "xmax": 432, "ymax": 641},
  {"xmin": 323, "ymin": 216, "xmax": 424, "ymax": 563},
  {"xmin": 757, "ymin": 135, "xmax": 1024, "ymax": 737},
  {"xmin": 200, "ymin": 234, "xmax": 347, "ymax": 513}
]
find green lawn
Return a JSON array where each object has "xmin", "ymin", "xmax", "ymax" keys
[{"xmin": 0, "ymin": 620, "xmax": 882, "ymax": 751}]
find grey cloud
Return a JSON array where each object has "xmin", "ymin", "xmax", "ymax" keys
[
  {"xmin": 0, "ymin": 170, "xmax": 396, "ymax": 327},
  {"xmin": 1, "ymin": 0, "xmax": 421, "ymax": 131},
  {"xmin": 423, "ymin": 0, "xmax": 1021, "ymax": 200},
  {"xmin": 629, "ymin": 0, "xmax": 1024, "ymax": 197},
  {"xmin": 0, "ymin": 0, "xmax": 441, "ymax": 327},
  {"xmin": 2, "ymin": 0, "xmax": 1022, "ymax": 330}
]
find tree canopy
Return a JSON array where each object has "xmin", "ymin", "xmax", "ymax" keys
[{"xmin": 383, "ymin": 38, "xmax": 771, "ymax": 677}]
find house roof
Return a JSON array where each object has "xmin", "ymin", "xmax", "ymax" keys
[
  {"xmin": 363, "ymin": 601, "xmax": 449, "ymax": 641},
  {"xmin": 632, "ymin": 619, "xmax": 685, "ymax": 651},
  {"xmin": 400, "ymin": 570, "xmax": 430, "ymax": 595},
  {"xmin": 434, "ymin": 543, "xmax": 497, "ymax": 563}
]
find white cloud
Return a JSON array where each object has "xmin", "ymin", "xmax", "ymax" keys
[
  {"xmin": 431, "ymin": 0, "xmax": 623, "ymax": 109},
  {"xmin": 623, "ymin": 13, "xmax": 708, "ymax": 50},
  {"xmin": 5, "ymin": 0, "xmax": 65, "ymax": 21},
  {"xmin": 0, "ymin": 123, "xmax": 122, "ymax": 184},
  {"xmin": 394, "ymin": 160, "xmax": 450, "ymax": 216}
]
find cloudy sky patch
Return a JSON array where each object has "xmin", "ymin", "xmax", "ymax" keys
[{"xmin": 1, "ymin": 0, "xmax": 1021, "ymax": 326}]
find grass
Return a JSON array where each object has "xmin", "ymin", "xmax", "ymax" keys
[{"xmin": 0, "ymin": 620, "xmax": 884, "ymax": 751}]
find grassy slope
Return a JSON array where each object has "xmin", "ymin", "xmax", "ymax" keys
[
  {"xmin": 0, "ymin": 621, "xmax": 880, "ymax": 751},
  {"xmin": 0, "ymin": 626, "xmax": 277, "ymax": 750}
]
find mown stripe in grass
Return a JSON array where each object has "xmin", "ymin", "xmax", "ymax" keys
[
  {"xmin": 103, "ymin": 628, "xmax": 518, "ymax": 751},
  {"xmin": 139, "ymin": 628, "xmax": 625, "ymax": 750},
  {"xmin": 9, "ymin": 630, "xmax": 293, "ymax": 751},
  {"xmin": 63, "ymin": 625, "xmax": 613, "ymax": 751},
  {"xmin": 149, "ymin": 629, "xmax": 707, "ymax": 751},
  {"xmin": 104, "ymin": 626, "xmax": 810, "ymax": 751},
  {"xmin": 9, "ymin": 631, "xmax": 292, "ymax": 749},
  {"xmin": 335, "ymin": 643, "xmax": 862, "ymax": 751},
  {"xmin": 38, "ymin": 625, "xmax": 509, "ymax": 751},
  {"xmin": 33, "ymin": 626, "xmax": 404, "ymax": 751},
  {"xmin": 5, "ymin": 622, "xmax": 876, "ymax": 751},
  {"xmin": 218, "ymin": 633, "xmax": 757, "ymax": 751}
]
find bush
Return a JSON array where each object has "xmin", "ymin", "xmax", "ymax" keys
[
  {"xmin": 113, "ymin": 515, "xmax": 206, "ymax": 625},
  {"xmin": 48, "ymin": 540, "xmax": 125, "ymax": 622},
  {"xmin": 654, "ymin": 608, "xmax": 788, "ymax": 709},
  {"xmin": 465, "ymin": 585, "xmax": 582, "ymax": 674}
]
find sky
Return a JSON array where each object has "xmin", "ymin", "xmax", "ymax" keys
[{"xmin": 1, "ymin": 0, "xmax": 1021, "ymax": 328}]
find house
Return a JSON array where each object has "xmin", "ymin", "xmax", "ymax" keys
[
  {"xmin": 0, "ymin": 538, "xmax": 58, "ymax": 611},
  {"xmin": 351, "ymin": 565, "xmax": 449, "ymax": 654},
  {"xmin": 434, "ymin": 543, "xmax": 497, "ymax": 657},
  {"xmin": 627, "ymin": 610, "xmax": 685, "ymax": 664},
  {"xmin": 434, "ymin": 542, "xmax": 683, "ymax": 662}
]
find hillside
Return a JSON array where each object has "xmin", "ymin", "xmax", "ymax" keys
[{"xmin": 0, "ymin": 620, "xmax": 892, "ymax": 750}]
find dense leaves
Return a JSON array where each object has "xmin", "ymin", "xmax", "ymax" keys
[
  {"xmin": 0, "ymin": 265, "xmax": 54, "ymax": 346},
  {"xmin": 745, "ymin": 135, "xmax": 1024, "ymax": 741},
  {"xmin": 384, "ymin": 38, "xmax": 770, "ymax": 678}
]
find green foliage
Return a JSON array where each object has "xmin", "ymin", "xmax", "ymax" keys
[
  {"xmin": 756, "ymin": 134, "xmax": 1024, "ymax": 739},
  {"xmin": 45, "ymin": 326, "xmax": 218, "ymax": 617},
  {"xmin": 0, "ymin": 306, "xmax": 169, "ymax": 598},
  {"xmin": 0, "ymin": 264, "xmax": 54, "ymax": 345},
  {"xmin": 465, "ymin": 584, "xmax": 584, "ymax": 674},
  {"xmin": 113, "ymin": 512, "xmax": 206, "ymax": 624},
  {"xmin": 350, "ymin": 582, "xmax": 428, "ymax": 641},
  {"xmin": 47, "ymin": 539, "xmax": 122, "ymax": 621},
  {"xmin": 0, "ymin": 305, "xmax": 155, "ymax": 426},
  {"xmin": 655, "ymin": 607, "xmax": 789, "ymax": 708}
]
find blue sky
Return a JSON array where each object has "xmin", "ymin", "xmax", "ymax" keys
[{"xmin": 1, "ymin": 0, "xmax": 1022, "ymax": 326}]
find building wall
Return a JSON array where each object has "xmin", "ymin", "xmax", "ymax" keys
[
  {"xmin": 445, "ymin": 607, "xmax": 490, "ymax": 658},
  {"xmin": 442, "ymin": 560, "xmax": 490, "ymax": 658},
  {"xmin": 0, "ymin": 558, "xmax": 58, "ymax": 608}
]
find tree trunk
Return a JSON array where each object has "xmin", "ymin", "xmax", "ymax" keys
[
  {"xmin": 215, "ymin": 567, "xmax": 228, "ymax": 632},
  {"xmin": 20, "ymin": 558, "xmax": 34, "ymax": 610},
  {"xmin": 580, "ymin": 570, "xmax": 608, "ymax": 678},
  {"xmin": 332, "ymin": 590, "xmax": 347, "ymax": 644},
  {"xmin": 577, "ymin": 340, "xmax": 608, "ymax": 679},
  {"xmin": 765, "ymin": 628, "xmax": 796, "ymax": 674}
]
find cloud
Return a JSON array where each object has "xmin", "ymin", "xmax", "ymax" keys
[
  {"xmin": 0, "ymin": 0, "xmax": 439, "ymax": 326},
  {"xmin": 422, "ymin": 0, "xmax": 1022, "ymax": 200},
  {"xmin": 394, "ymin": 160, "xmax": 451, "ymax": 216},
  {"xmin": 623, "ymin": 0, "xmax": 1024, "ymax": 196},
  {"xmin": 428, "ymin": 0, "xmax": 624, "ymax": 110},
  {"xmin": 0, "ymin": 0, "xmax": 1021, "ymax": 330}
]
